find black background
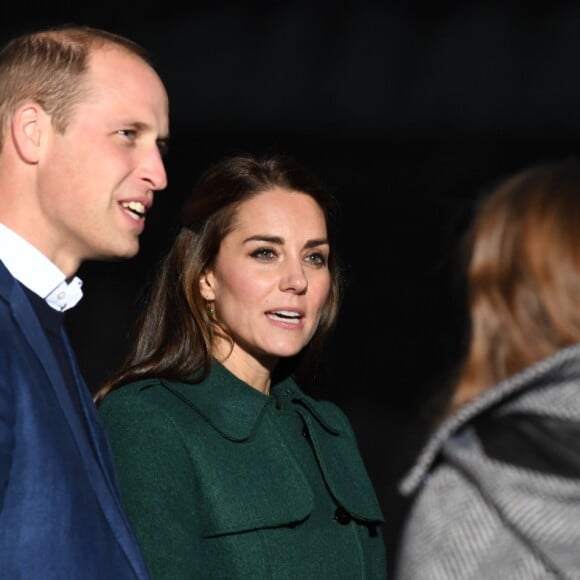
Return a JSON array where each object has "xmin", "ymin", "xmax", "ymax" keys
[{"xmin": 3, "ymin": 2, "xmax": 580, "ymax": 574}]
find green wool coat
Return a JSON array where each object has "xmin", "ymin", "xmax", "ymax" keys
[{"xmin": 99, "ymin": 360, "xmax": 387, "ymax": 579}]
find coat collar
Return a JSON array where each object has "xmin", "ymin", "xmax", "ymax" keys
[
  {"xmin": 137, "ymin": 360, "xmax": 384, "ymax": 525},
  {"xmin": 399, "ymin": 343, "xmax": 580, "ymax": 496},
  {"xmin": 146, "ymin": 359, "xmax": 343, "ymax": 442}
]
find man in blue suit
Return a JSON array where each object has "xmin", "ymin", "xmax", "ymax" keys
[{"xmin": 0, "ymin": 26, "xmax": 169, "ymax": 578}]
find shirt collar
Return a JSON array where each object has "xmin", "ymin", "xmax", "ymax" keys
[{"xmin": 0, "ymin": 223, "xmax": 83, "ymax": 312}]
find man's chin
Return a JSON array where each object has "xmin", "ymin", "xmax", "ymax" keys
[{"xmin": 96, "ymin": 243, "xmax": 140, "ymax": 262}]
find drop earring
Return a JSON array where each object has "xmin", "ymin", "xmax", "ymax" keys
[{"xmin": 206, "ymin": 301, "xmax": 214, "ymax": 317}]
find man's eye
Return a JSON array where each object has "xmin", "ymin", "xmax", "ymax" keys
[
  {"xmin": 117, "ymin": 129, "xmax": 137, "ymax": 139},
  {"xmin": 157, "ymin": 140, "xmax": 169, "ymax": 157}
]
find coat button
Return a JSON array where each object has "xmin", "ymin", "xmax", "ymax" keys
[{"xmin": 334, "ymin": 507, "xmax": 352, "ymax": 525}]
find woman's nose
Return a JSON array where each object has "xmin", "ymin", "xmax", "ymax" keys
[{"xmin": 279, "ymin": 263, "xmax": 308, "ymax": 293}]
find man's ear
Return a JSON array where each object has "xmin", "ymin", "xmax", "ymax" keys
[
  {"xmin": 11, "ymin": 103, "xmax": 48, "ymax": 163},
  {"xmin": 199, "ymin": 270, "xmax": 216, "ymax": 302}
]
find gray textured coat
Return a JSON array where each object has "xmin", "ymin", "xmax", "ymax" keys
[{"xmin": 395, "ymin": 344, "xmax": 580, "ymax": 580}]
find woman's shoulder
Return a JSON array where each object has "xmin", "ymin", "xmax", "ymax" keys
[{"xmin": 98, "ymin": 377, "xmax": 181, "ymax": 416}]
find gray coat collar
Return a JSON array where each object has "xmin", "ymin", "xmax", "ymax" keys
[{"xmin": 399, "ymin": 343, "xmax": 580, "ymax": 495}]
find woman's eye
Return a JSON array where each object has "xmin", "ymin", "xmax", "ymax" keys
[
  {"xmin": 306, "ymin": 252, "xmax": 327, "ymax": 266},
  {"xmin": 250, "ymin": 248, "xmax": 276, "ymax": 260}
]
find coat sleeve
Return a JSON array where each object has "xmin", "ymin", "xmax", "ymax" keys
[{"xmin": 99, "ymin": 388, "xmax": 200, "ymax": 580}]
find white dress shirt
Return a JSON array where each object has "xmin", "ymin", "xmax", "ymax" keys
[{"xmin": 0, "ymin": 224, "xmax": 83, "ymax": 312}]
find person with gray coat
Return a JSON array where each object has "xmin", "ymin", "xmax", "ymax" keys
[{"xmin": 395, "ymin": 158, "xmax": 580, "ymax": 580}]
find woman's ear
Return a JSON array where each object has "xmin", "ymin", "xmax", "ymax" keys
[
  {"xmin": 199, "ymin": 269, "xmax": 216, "ymax": 301},
  {"xmin": 11, "ymin": 102, "xmax": 48, "ymax": 163}
]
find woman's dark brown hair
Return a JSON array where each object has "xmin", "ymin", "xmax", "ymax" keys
[
  {"xmin": 450, "ymin": 157, "xmax": 580, "ymax": 412},
  {"xmin": 95, "ymin": 153, "xmax": 342, "ymax": 402}
]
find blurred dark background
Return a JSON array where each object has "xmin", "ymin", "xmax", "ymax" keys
[{"xmin": 3, "ymin": 1, "xmax": 580, "ymax": 574}]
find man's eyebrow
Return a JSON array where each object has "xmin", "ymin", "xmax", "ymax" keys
[{"xmin": 129, "ymin": 121, "xmax": 170, "ymax": 141}]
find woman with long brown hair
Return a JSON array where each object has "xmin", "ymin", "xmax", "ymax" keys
[
  {"xmin": 396, "ymin": 158, "xmax": 580, "ymax": 580},
  {"xmin": 97, "ymin": 153, "xmax": 387, "ymax": 580}
]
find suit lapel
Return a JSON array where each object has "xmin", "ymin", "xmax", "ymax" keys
[
  {"xmin": 60, "ymin": 331, "xmax": 121, "ymax": 483},
  {"xmin": 1, "ymin": 265, "xmax": 148, "ymax": 578},
  {"xmin": 9, "ymin": 280, "xmax": 97, "ymax": 461}
]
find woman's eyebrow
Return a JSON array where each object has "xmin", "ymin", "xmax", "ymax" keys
[
  {"xmin": 243, "ymin": 234, "xmax": 283, "ymax": 244},
  {"xmin": 242, "ymin": 235, "xmax": 329, "ymax": 247}
]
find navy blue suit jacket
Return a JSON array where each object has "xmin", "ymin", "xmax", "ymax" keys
[{"xmin": 0, "ymin": 261, "xmax": 150, "ymax": 579}]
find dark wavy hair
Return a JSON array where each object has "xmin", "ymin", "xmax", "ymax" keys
[{"xmin": 96, "ymin": 153, "xmax": 343, "ymax": 402}]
